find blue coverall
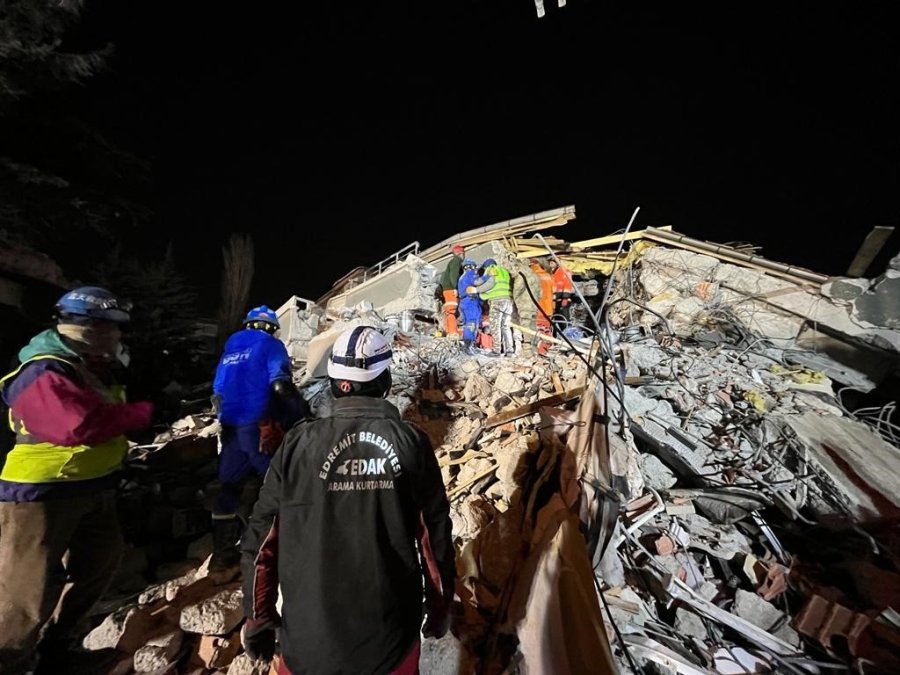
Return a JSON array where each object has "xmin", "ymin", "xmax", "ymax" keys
[
  {"xmin": 212, "ymin": 328, "xmax": 292, "ymax": 515},
  {"xmin": 457, "ymin": 268, "xmax": 483, "ymax": 345}
]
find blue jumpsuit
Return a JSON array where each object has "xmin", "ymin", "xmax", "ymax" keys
[
  {"xmin": 457, "ymin": 269, "xmax": 483, "ymax": 345},
  {"xmin": 212, "ymin": 328, "xmax": 292, "ymax": 515}
]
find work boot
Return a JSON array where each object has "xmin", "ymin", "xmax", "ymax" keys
[{"xmin": 210, "ymin": 516, "xmax": 244, "ymax": 571}]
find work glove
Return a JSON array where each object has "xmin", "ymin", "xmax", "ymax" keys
[
  {"xmin": 259, "ymin": 419, "xmax": 285, "ymax": 455},
  {"xmin": 210, "ymin": 394, "xmax": 222, "ymax": 416},
  {"xmin": 241, "ymin": 619, "xmax": 278, "ymax": 662},
  {"xmin": 465, "ymin": 286, "xmax": 477, "ymax": 296},
  {"xmin": 422, "ymin": 595, "xmax": 452, "ymax": 639}
]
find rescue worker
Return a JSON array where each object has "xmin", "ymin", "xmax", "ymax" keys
[
  {"xmin": 530, "ymin": 259, "xmax": 556, "ymax": 355},
  {"xmin": 0, "ymin": 286, "xmax": 153, "ymax": 674},
  {"xmin": 547, "ymin": 257, "xmax": 576, "ymax": 324},
  {"xmin": 457, "ymin": 258, "xmax": 482, "ymax": 355},
  {"xmin": 240, "ymin": 326, "xmax": 455, "ymax": 675},
  {"xmin": 211, "ymin": 305, "xmax": 307, "ymax": 569},
  {"xmin": 438, "ymin": 244, "xmax": 465, "ymax": 337},
  {"xmin": 472, "ymin": 258, "xmax": 515, "ymax": 356}
]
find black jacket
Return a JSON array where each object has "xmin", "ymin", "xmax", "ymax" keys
[{"xmin": 241, "ymin": 395, "xmax": 455, "ymax": 674}]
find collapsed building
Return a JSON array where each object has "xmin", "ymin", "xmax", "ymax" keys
[{"xmin": 87, "ymin": 206, "xmax": 900, "ymax": 674}]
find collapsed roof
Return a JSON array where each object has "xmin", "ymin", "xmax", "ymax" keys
[{"xmin": 90, "ymin": 206, "xmax": 900, "ymax": 674}]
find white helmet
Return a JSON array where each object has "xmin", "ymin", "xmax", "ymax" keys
[{"xmin": 327, "ymin": 326, "xmax": 393, "ymax": 383}]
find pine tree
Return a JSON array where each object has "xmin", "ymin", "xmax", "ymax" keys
[{"xmin": 217, "ymin": 233, "xmax": 255, "ymax": 353}]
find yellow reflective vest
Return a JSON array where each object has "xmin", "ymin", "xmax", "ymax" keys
[{"xmin": 0, "ymin": 356, "xmax": 128, "ymax": 484}]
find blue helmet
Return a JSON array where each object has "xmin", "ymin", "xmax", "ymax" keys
[
  {"xmin": 482, "ymin": 258, "xmax": 497, "ymax": 268},
  {"xmin": 462, "ymin": 258, "xmax": 477, "ymax": 269},
  {"xmin": 56, "ymin": 286, "xmax": 131, "ymax": 323},
  {"xmin": 244, "ymin": 305, "xmax": 280, "ymax": 330}
]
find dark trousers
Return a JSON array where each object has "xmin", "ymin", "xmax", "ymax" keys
[
  {"xmin": 277, "ymin": 641, "xmax": 421, "ymax": 675},
  {"xmin": 214, "ymin": 423, "xmax": 271, "ymax": 517},
  {"xmin": 0, "ymin": 491, "xmax": 124, "ymax": 673}
]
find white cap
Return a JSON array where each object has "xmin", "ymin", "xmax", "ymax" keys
[{"xmin": 327, "ymin": 326, "xmax": 393, "ymax": 383}]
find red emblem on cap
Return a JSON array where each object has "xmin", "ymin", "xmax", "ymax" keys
[{"xmin": 339, "ymin": 380, "xmax": 352, "ymax": 393}]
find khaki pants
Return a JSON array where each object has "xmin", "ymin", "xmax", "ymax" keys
[
  {"xmin": 488, "ymin": 297, "xmax": 514, "ymax": 354},
  {"xmin": 0, "ymin": 491, "xmax": 124, "ymax": 673}
]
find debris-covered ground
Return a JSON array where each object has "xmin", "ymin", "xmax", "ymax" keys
[{"xmin": 79, "ymin": 217, "xmax": 900, "ymax": 674}]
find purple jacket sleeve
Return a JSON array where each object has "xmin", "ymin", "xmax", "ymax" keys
[{"xmin": 11, "ymin": 370, "xmax": 152, "ymax": 446}]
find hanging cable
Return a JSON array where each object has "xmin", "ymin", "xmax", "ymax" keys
[{"xmin": 594, "ymin": 574, "xmax": 646, "ymax": 675}]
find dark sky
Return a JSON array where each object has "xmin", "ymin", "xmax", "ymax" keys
[{"xmin": 75, "ymin": 1, "xmax": 899, "ymax": 308}]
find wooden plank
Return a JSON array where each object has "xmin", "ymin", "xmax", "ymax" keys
[
  {"xmin": 569, "ymin": 225, "xmax": 671, "ymax": 250},
  {"xmin": 448, "ymin": 463, "xmax": 498, "ymax": 499},
  {"xmin": 552, "ymin": 372, "xmax": 564, "ymax": 394},
  {"xmin": 483, "ymin": 385, "xmax": 587, "ymax": 429},
  {"xmin": 847, "ymin": 226, "xmax": 895, "ymax": 277},
  {"xmin": 510, "ymin": 322, "xmax": 590, "ymax": 351},
  {"xmin": 438, "ymin": 449, "xmax": 484, "ymax": 467}
]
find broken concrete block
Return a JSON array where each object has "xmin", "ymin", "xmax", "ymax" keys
[
  {"xmin": 83, "ymin": 606, "xmax": 137, "ymax": 651},
  {"xmin": 455, "ymin": 457, "xmax": 494, "ymax": 488},
  {"xmin": 83, "ymin": 603, "xmax": 180, "ymax": 654},
  {"xmin": 134, "ymin": 631, "xmax": 183, "ymax": 672},
  {"xmin": 640, "ymin": 454, "xmax": 677, "ymax": 490},
  {"xmin": 420, "ymin": 632, "xmax": 465, "ymax": 675},
  {"xmin": 463, "ymin": 373, "xmax": 493, "ymax": 402},
  {"xmin": 675, "ymin": 608, "xmax": 708, "ymax": 641},
  {"xmin": 733, "ymin": 589, "xmax": 800, "ymax": 646},
  {"xmin": 622, "ymin": 343, "xmax": 666, "ymax": 374},
  {"xmin": 671, "ymin": 297, "xmax": 706, "ymax": 334},
  {"xmin": 180, "ymin": 588, "xmax": 244, "ymax": 635},
  {"xmin": 604, "ymin": 587, "xmax": 648, "ymax": 627},
  {"xmin": 450, "ymin": 495, "xmax": 495, "ymax": 542},
  {"xmin": 155, "ymin": 560, "xmax": 201, "ymax": 583},
  {"xmin": 494, "ymin": 437, "xmax": 530, "ymax": 494},
  {"xmin": 226, "ymin": 653, "xmax": 271, "ymax": 675},
  {"xmin": 493, "ymin": 370, "xmax": 521, "ymax": 396}
]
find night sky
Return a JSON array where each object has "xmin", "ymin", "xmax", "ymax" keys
[{"xmin": 72, "ymin": 1, "xmax": 899, "ymax": 309}]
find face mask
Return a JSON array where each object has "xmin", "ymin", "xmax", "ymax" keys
[{"xmin": 57, "ymin": 322, "xmax": 122, "ymax": 358}]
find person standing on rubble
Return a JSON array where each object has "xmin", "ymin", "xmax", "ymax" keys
[
  {"xmin": 530, "ymin": 259, "xmax": 556, "ymax": 354},
  {"xmin": 546, "ymin": 257, "xmax": 577, "ymax": 325},
  {"xmin": 240, "ymin": 325, "xmax": 455, "ymax": 675},
  {"xmin": 472, "ymin": 257, "xmax": 516, "ymax": 356},
  {"xmin": 438, "ymin": 243, "xmax": 465, "ymax": 337},
  {"xmin": 0, "ymin": 286, "xmax": 153, "ymax": 674},
  {"xmin": 211, "ymin": 305, "xmax": 307, "ymax": 569},
  {"xmin": 457, "ymin": 258, "xmax": 483, "ymax": 354}
]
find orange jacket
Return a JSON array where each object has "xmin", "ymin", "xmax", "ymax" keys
[
  {"xmin": 552, "ymin": 265, "xmax": 575, "ymax": 295},
  {"xmin": 531, "ymin": 263, "xmax": 555, "ymax": 318}
]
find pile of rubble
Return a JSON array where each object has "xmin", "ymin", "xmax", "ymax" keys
[{"xmin": 77, "ymin": 210, "xmax": 900, "ymax": 674}]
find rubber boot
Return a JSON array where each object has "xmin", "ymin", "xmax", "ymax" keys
[{"xmin": 210, "ymin": 516, "xmax": 244, "ymax": 571}]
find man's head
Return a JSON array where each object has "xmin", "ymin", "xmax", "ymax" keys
[
  {"xmin": 451, "ymin": 244, "xmax": 465, "ymax": 256},
  {"xmin": 327, "ymin": 326, "xmax": 393, "ymax": 399},
  {"xmin": 482, "ymin": 258, "xmax": 497, "ymax": 269},
  {"xmin": 55, "ymin": 286, "xmax": 131, "ymax": 359},
  {"xmin": 244, "ymin": 305, "xmax": 280, "ymax": 335},
  {"xmin": 462, "ymin": 258, "xmax": 477, "ymax": 271},
  {"xmin": 546, "ymin": 258, "xmax": 559, "ymax": 272}
]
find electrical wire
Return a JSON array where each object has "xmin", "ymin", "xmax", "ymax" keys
[{"xmin": 594, "ymin": 571, "xmax": 646, "ymax": 674}]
